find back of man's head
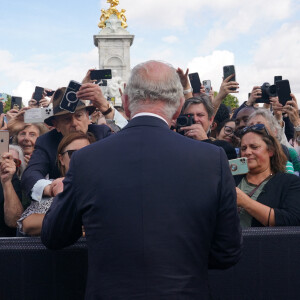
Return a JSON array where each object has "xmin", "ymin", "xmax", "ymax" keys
[{"xmin": 124, "ymin": 61, "xmax": 183, "ymax": 120}]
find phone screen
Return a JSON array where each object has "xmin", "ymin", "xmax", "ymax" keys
[{"xmin": 11, "ymin": 96, "xmax": 22, "ymax": 110}]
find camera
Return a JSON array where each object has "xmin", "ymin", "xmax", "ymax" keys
[
  {"xmin": 60, "ymin": 80, "xmax": 82, "ymax": 113},
  {"xmin": 256, "ymin": 82, "xmax": 277, "ymax": 103},
  {"xmin": 176, "ymin": 113, "xmax": 195, "ymax": 129},
  {"xmin": 24, "ymin": 107, "xmax": 53, "ymax": 123}
]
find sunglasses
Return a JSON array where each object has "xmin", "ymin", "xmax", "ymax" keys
[
  {"xmin": 61, "ymin": 149, "xmax": 77, "ymax": 159},
  {"xmin": 241, "ymin": 124, "xmax": 270, "ymax": 136}
]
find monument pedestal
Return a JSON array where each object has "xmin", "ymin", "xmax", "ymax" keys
[{"xmin": 93, "ymin": 15, "xmax": 134, "ymax": 83}]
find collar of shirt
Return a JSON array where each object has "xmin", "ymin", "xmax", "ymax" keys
[{"xmin": 132, "ymin": 112, "xmax": 169, "ymax": 126}]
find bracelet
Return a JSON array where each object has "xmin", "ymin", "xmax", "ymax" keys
[
  {"xmin": 267, "ymin": 207, "xmax": 272, "ymax": 226},
  {"xmin": 102, "ymin": 103, "xmax": 113, "ymax": 116},
  {"xmin": 183, "ymin": 87, "xmax": 193, "ymax": 95}
]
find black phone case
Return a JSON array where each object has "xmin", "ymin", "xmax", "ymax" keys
[
  {"xmin": 223, "ymin": 65, "xmax": 236, "ymax": 91},
  {"xmin": 0, "ymin": 102, "xmax": 3, "ymax": 114},
  {"xmin": 276, "ymin": 80, "xmax": 291, "ymax": 106},
  {"xmin": 188, "ymin": 73, "xmax": 201, "ymax": 93},
  {"xmin": 60, "ymin": 96, "xmax": 80, "ymax": 113},
  {"xmin": 11, "ymin": 97, "xmax": 22, "ymax": 110},
  {"xmin": 34, "ymin": 86, "xmax": 44, "ymax": 103},
  {"xmin": 91, "ymin": 69, "xmax": 112, "ymax": 80}
]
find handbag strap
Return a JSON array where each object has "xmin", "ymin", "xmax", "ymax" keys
[{"xmin": 247, "ymin": 174, "xmax": 273, "ymax": 198}]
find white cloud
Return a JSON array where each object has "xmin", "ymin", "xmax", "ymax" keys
[
  {"xmin": 187, "ymin": 50, "xmax": 235, "ymax": 95},
  {"xmin": 0, "ymin": 48, "xmax": 99, "ymax": 104},
  {"xmin": 162, "ymin": 35, "xmax": 179, "ymax": 44}
]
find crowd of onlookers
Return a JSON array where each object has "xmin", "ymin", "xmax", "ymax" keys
[{"xmin": 0, "ymin": 65, "xmax": 300, "ymax": 237}]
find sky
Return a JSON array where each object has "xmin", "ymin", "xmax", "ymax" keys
[{"xmin": 0, "ymin": 0, "xmax": 300, "ymax": 106}]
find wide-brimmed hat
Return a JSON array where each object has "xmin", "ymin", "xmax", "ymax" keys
[{"xmin": 44, "ymin": 87, "xmax": 96, "ymax": 126}]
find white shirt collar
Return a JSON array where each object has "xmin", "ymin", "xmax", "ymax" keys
[{"xmin": 132, "ymin": 112, "xmax": 169, "ymax": 126}]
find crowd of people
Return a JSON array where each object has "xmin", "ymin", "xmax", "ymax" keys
[
  {"xmin": 0, "ymin": 60, "xmax": 299, "ymax": 298},
  {"xmin": 0, "ymin": 65, "xmax": 300, "ymax": 237}
]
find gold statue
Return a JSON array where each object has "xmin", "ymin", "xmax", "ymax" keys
[{"xmin": 98, "ymin": 0, "xmax": 128, "ymax": 29}]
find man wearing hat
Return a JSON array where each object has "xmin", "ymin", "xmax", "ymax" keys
[{"xmin": 21, "ymin": 84, "xmax": 118, "ymax": 200}]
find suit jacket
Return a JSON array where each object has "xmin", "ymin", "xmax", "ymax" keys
[
  {"xmin": 41, "ymin": 116, "xmax": 242, "ymax": 299},
  {"xmin": 21, "ymin": 124, "xmax": 111, "ymax": 197},
  {"xmin": 235, "ymin": 172, "xmax": 300, "ymax": 227}
]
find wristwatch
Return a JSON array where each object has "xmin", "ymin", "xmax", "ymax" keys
[{"xmin": 102, "ymin": 103, "xmax": 113, "ymax": 116}]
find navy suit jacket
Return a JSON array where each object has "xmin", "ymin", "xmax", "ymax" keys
[
  {"xmin": 42, "ymin": 116, "xmax": 242, "ymax": 299},
  {"xmin": 21, "ymin": 124, "xmax": 111, "ymax": 197}
]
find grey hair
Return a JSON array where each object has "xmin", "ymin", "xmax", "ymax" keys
[
  {"xmin": 9, "ymin": 144, "xmax": 26, "ymax": 179},
  {"xmin": 181, "ymin": 95, "xmax": 214, "ymax": 119},
  {"xmin": 125, "ymin": 60, "xmax": 183, "ymax": 119},
  {"xmin": 248, "ymin": 108, "xmax": 282, "ymax": 140}
]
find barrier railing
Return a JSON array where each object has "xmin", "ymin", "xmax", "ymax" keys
[{"xmin": 1, "ymin": 227, "xmax": 300, "ymax": 300}]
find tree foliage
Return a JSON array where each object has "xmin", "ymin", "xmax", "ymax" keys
[{"xmin": 214, "ymin": 91, "xmax": 239, "ymax": 109}]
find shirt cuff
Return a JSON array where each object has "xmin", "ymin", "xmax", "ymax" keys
[
  {"xmin": 31, "ymin": 179, "xmax": 52, "ymax": 202},
  {"xmin": 113, "ymin": 109, "xmax": 128, "ymax": 129}
]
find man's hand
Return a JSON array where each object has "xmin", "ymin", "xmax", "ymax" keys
[
  {"xmin": 28, "ymin": 99, "xmax": 39, "ymax": 108},
  {"xmin": 246, "ymin": 86, "xmax": 261, "ymax": 106},
  {"xmin": 39, "ymin": 98, "xmax": 50, "ymax": 108},
  {"xmin": 0, "ymin": 153, "xmax": 16, "ymax": 184},
  {"xmin": 51, "ymin": 177, "xmax": 65, "ymax": 197},
  {"xmin": 218, "ymin": 74, "xmax": 239, "ymax": 100},
  {"xmin": 269, "ymin": 97, "xmax": 283, "ymax": 121},
  {"xmin": 177, "ymin": 67, "xmax": 190, "ymax": 89},
  {"xmin": 282, "ymin": 94, "xmax": 300, "ymax": 127},
  {"xmin": 6, "ymin": 109, "xmax": 19, "ymax": 122},
  {"xmin": 180, "ymin": 123, "xmax": 208, "ymax": 140},
  {"xmin": 82, "ymin": 69, "xmax": 96, "ymax": 84},
  {"xmin": 77, "ymin": 83, "xmax": 112, "ymax": 113}
]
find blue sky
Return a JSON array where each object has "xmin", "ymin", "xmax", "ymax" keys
[{"xmin": 1, "ymin": 0, "xmax": 299, "ymax": 105}]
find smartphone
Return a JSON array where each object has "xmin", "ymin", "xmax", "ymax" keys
[
  {"xmin": 0, "ymin": 131, "xmax": 9, "ymax": 157},
  {"xmin": 223, "ymin": 65, "xmax": 236, "ymax": 91},
  {"xmin": 11, "ymin": 96, "xmax": 22, "ymax": 110},
  {"xmin": 60, "ymin": 80, "xmax": 82, "ymax": 113},
  {"xmin": 0, "ymin": 102, "xmax": 3, "ymax": 115},
  {"xmin": 203, "ymin": 80, "xmax": 211, "ymax": 95},
  {"xmin": 229, "ymin": 157, "xmax": 248, "ymax": 176},
  {"xmin": 46, "ymin": 90, "xmax": 55, "ymax": 97},
  {"xmin": 188, "ymin": 73, "xmax": 201, "ymax": 93},
  {"xmin": 34, "ymin": 86, "xmax": 44, "ymax": 104},
  {"xmin": 274, "ymin": 76, "xmax": 282, "ymax": 84},
  {"xmin": 90, "ymin": 69, "xmax": 112, "ymax": 81},
  {"xmin": 276, "ymin": 80, "xmax": 291, "ymax": 106}
]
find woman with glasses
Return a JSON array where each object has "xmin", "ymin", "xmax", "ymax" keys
[
  {"xmin": 235, "ymin": 124, "xmax": 300, "ymax": 228},
  {"xmin": 17, "ymin": 131, "xmax": 95, "ymax": 236},
  {"xmin": 215, "ymin": 119, "xmax": 239, "ymax": 147}
]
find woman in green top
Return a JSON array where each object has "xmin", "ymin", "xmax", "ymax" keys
[{"xmin": 235, "ymin": 124, "xmax": 300, "ymax": 228}]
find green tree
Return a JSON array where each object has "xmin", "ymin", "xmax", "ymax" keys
[
  {"xmin": 214, "ymin": 91, "xmax": 239, "ymax": 109},
  {"xmin": 4, "ymin": 95, "xmax": 11, "ymax": 113}
]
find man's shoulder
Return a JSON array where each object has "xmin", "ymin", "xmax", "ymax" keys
[
  {"xmin": 88, "ymin": 124, "xmax": 111, "ymax": 140},
  {"xmin": 36, "ymin": 129, "xmax": 61, "ymax": 146}
]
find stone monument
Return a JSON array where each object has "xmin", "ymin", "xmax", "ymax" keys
[{"xmin": 94, "ymin": 0, "xmax": 134, "ymax": 105}]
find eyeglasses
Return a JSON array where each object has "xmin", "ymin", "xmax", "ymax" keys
[
  {"xmin": 241, "ymin": 124, "xmax": 270, "ymax": 136},
  {"xmin": 61, "ymin": 149, "xmax": 77, "ymax": 159},
  {"xmin": 223, "ymin": 125, "xmax": 235, "ymax": 136}
]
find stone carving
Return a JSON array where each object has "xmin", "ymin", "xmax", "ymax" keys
[{"xmin": 98, "ymin": 0, "xmax": 128, "ymax": 29}]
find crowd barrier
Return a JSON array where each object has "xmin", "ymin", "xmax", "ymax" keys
[{"xmin": 1, "ymin": 227, "xmax": 300, "ymax": 300}]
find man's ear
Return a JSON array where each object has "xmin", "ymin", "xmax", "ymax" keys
[
  {"xmin": 122, "ymin": 95, "xmax": 131, "ymax": 119},
  {"xmin": 211, "ymin": 121, "xmax": 217, "ymax": 131},
  {"xmin": 52, "ymin": 119, "xmax": 60, "ymax": 133}
]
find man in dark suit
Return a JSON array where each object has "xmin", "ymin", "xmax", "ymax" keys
[{"xmin": 42, "ymin": 60, "xmax": 242, "ymax": 299}]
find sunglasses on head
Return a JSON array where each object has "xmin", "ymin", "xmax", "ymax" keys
[
  {"xmin": 241, "ymin": 124, "xmax": 270, "ymax": 136},
  {"xmin": 61, "ymin": 149, "xmax": 77, "ymax": 159}
]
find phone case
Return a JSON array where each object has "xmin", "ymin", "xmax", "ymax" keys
[
  {"xmin": 229, "ymin": 158, "xmax": 248, "ymax": 176},
  {"xmin": 0, "ymin": 131, "xmax": 9, "ymax": 157},
  {"xmin": 188, "ymin": 73, "xmax": 201, "ymax": 93},
  {"xmin": 276, "ymin": 80, "xmax": 291, "ymax": 106},
  {"xmin": 60, "ymin": 81, "xmax": 81, "ymax": 113},
  {"xmin": 34, "ymin": 86, "xmax": 44, "ymax": 103},
  {"xmin": 91, "ymin": 69, "xmax": 112, "ymax": 80}
]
